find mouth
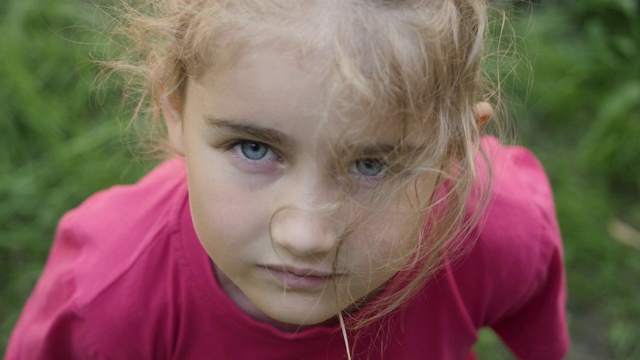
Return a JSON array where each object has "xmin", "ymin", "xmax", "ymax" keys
[{"xmin": 263, "ymin": 265, "xmax": 341, "ymax": 290}]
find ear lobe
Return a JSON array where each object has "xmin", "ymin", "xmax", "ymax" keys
[
  {"xmin": 161, "ymin": 96, "xmax": 186, "ymax": 155},
  {"xmin": 473, "ymin": 102, "xmax": 493, "ymax": 129}
]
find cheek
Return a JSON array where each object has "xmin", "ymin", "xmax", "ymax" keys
[
  {"xmin": 186, "ymin": 163, "xmax": 270, "ymax": 257},
  {"xmin": 362, "ymin": 179, "xmax": 435, "ymax": 262},
  {"xmin": 333, "ymin": 211, "xmax": 420, "ymax": 307},
  {"xmin": 346, "ymin": 209, "xmax": 422, "ymax": 274}
]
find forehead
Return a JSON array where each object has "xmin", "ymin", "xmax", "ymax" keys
[
  {"xmin": 182, "ymin": 0, "xmax": 442, "ymax": 143},
  {"xmin": 191, "ymin": 44, "xmax": 419, "ymax": 147},
  {"xmin": 195, "ymin": 45, "xmax": 410, "ymax": 142},
  {"xmin": 209, "ymin": 45, "xmax": 328, "ymax": 119}
]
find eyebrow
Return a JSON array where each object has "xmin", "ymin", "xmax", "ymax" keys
[
  {"xmin": 203, "ymin": 115, "xmax": 423, "ymax": 158},
  {"xmin": 204, "ymin": 116, "xmax": 295, "ymax": 148}
]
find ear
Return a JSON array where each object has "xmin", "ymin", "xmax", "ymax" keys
[
  {"xmin": 473, "ymin": 102, "xmax": 493, "ymax": 129},
  {"xmin": 161, "ymin": 94, "xmax": 186, "ymax": 155}
]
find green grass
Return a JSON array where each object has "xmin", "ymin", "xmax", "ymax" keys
[{"xmin": 1, "ymin": 0, "xmax": 639, "ymax": 358}]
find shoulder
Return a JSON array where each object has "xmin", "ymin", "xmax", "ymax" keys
[
  {"xmin": 7, "ymin": 159, "xmax": 190, "ymax": 359},
  {"xmin": 58, "ymin": 158, "xmax": 189, "ymax": 303},
  {"xmin": 64, "ymin": 158, "xmax": 188, "ymax": 237},
  {"xmin": 443, "ymin": 137, "xmax": 568, "ymax": 358},
  {"xmin": 476, "ymin": 136, "xmax": 561, "ymax": 263},
  {"xmin": 456, "ymin": 136, "xmax": 564, "ymax": 324}
]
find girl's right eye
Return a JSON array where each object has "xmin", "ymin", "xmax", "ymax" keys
[
  {"xmin": 228, "ymin": 140, "xmax": 281, "ymax": 172},
  {"xmin": 238, "ymin": 141, "xmax": 269, "ymax": 160}
]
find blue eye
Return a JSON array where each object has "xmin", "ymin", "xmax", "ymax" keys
[
  {"xmin": 239, "ymin": 141, "xmax": 269, "ymax": 160},
  {"xmin": 354, "ymin": 158, "xmax": 386, "ymax": 177}
]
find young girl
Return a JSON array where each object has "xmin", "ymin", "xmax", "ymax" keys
[{"xmin": 6, "ymin": 0, "xmax": 569, "ymax": 359}]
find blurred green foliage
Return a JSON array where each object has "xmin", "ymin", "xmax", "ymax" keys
[
  {"xmin": 525, "ymin": 0, "xmax": 640, "ymax": 200},
  {"xmin": 1, "ymin": 0, "xmax": 639, "ymax": 358}
]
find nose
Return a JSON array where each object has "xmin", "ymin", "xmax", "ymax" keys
[
  {"xmin": 270, "ymin": 174, "xmax": 341, "ymax": 257},
  {"xmin": 271, "ymin": 209, "xmax": 339, "ymax": 257}
]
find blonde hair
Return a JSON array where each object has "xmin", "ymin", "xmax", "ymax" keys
[{"xmin": 107, "ymin": 0, "xmax": 504, "ymax": 356}]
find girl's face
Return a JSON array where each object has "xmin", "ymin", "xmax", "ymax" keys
[{"xmin": 165, "ymin": 46, "xmax": 432, "ymax": 329}]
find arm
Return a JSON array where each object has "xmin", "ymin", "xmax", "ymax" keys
[
  {"xmin": 473, "ymin": 139, "xmax": 570, "ymax": 359},
  {"xmin": 491, "ymin": 230, "xmax": 569, "ymax": 360}
]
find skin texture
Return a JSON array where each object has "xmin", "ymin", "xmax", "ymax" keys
[{"xmin": 163, "ymin": 43, "xmax": 494, "ymax": 330}]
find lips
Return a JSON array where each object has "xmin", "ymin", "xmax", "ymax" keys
[
  {"xmin": 263, "ymin": 265, "xmax": 340, "ymax": 290},
  {"xmin": 267, "ymin": 265, "xmax": 335, "ymax": 277}
]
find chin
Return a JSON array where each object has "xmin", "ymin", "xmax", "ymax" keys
[{"xmin": 260, "ymin": 301, "xmax": 340, "ymax": 329}]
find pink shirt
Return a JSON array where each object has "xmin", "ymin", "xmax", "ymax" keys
[{"xmin": 6, "ymin": 137, "xmax": 569, "ymax": 359}]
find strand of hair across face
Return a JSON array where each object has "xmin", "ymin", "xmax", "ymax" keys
[{"xmin": 337, "ymin": 311, "xmax": 352, "ymax": 360}]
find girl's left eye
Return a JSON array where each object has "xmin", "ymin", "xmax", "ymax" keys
[{"xmin": 352, "ymin": 158, "xmax": 387, "ymax": 178}]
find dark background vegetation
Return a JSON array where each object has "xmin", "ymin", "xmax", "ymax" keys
[{"xmin": 1, "ymin": 0, "xmax": 638, "ymax": 358}]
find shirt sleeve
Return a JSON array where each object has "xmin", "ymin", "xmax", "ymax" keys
[
  {"xmin": 490, "ymin": 144, "xmax": 569, "ymax": 360},
  {"xmin": 5, "ymin": 211, "xmax": 101, "ymax": 360},
  {"xmin": 490, "ymin": 217, "xmax": 569, "ymax": 360}
]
